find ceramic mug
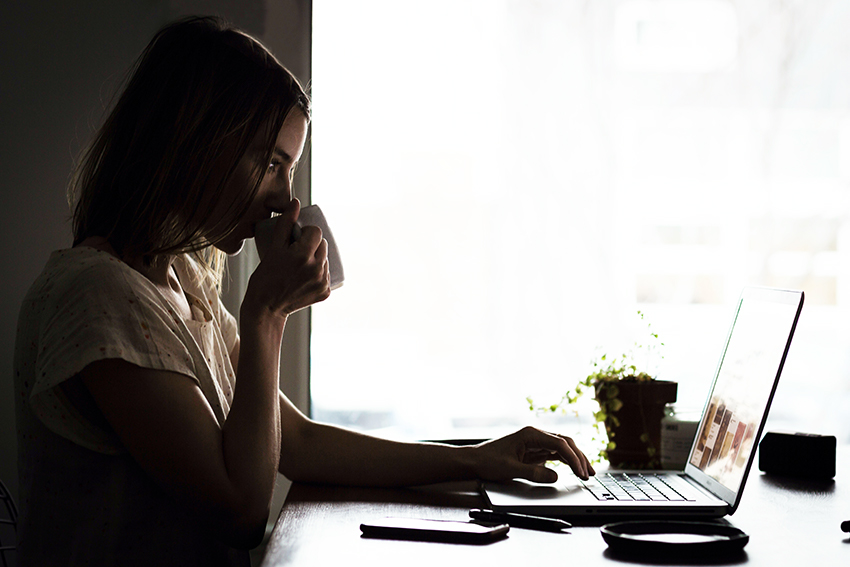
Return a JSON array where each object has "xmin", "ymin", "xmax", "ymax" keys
[{"xmin": 254, "ymin": 204, "xmax": 344, "ymax": 290}]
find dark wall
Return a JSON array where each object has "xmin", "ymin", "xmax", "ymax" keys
[{"xmin": 0, "ymin": 0, "xmax": 310, "ymax": 504}]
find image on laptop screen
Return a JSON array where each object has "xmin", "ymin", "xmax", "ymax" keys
[{"xmin": 688, "ymin": 293, "xmax": 801, "ymax": 494}]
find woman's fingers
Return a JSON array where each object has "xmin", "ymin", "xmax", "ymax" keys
[
  {"xmin": 559, "ymin": 433, "xmax": 595, "ymax": 476},
  {"xmin": 521, "ymin": 427, "xmax": 591, "ymax": 480},
  {"xmin": 471, "ymin": 427, "xmax": 595, "ymax": 485}
]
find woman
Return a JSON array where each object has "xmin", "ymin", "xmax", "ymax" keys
[{"xmin": 13, "ymin": 16, "xmax": 593, "ymax": 566}]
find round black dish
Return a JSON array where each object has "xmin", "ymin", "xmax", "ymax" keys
[{"xmin": 601, "ymin": 521, "xmax": 749, "ymax": 557}]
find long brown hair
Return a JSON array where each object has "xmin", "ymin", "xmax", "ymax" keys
[{"xmin": 69, "ymin": 16, "xmax": 310, "ymax": 286}]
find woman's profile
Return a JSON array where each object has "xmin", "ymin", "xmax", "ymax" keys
[{"xmin": 13, "ymin": 16, "xmax": 593, "ymax": 566}]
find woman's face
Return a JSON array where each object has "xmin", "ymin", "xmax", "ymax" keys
[{"xmin": 213, "ymin": 109, "xmax": 309, "ymax": 255}]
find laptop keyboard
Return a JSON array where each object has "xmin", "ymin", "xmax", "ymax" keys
[{"xmin": 580, "ymin": 473, "xmax": 694, "ymax": 502}]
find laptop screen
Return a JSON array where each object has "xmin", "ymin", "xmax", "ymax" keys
[{"xmin": 687, "ymin": 288, "xmax": 803, "ymax": 498}]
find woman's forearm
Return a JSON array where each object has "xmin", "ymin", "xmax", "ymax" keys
[
  {"xmin": 221, "ymin": 308, "xmax": 285, "ymax": 535},
  {"xmin": 277, "ymin": 401, "xmax": 594, "ymax": 487},
  {"xmin": 276, "ymin": 395, "xmax": 475, "ymax": 486}
]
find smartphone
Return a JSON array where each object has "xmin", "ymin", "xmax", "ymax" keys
[
  {"xmin": 360, "ymin": 517, "xmax": 509, "ymax": 544},
  {"xmin": 254, "ymin": 204, "xmax": 345, "ymax": 290}
]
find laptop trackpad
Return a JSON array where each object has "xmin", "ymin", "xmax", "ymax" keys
[{"xmin": 484, "ymin": 478, "xmax": 586, "ymax": 501}]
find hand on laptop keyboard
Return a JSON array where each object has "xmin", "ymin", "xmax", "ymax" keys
[{"xmin": 471, "ymin": 426, "xmax": 596, "ymax": 482}]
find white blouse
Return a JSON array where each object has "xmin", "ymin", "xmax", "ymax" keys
[{"xmin": 14, "ymin": 247, "xmax": 248, "ymax": 566}]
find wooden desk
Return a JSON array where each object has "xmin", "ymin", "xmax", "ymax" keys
[{"xmin": 261, "ymin": 449, "xmax": 849, "ymax": 566}]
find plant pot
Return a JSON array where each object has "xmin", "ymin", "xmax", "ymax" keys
[{"xmin": 595, "ymin": 380, "xmax": 678, "ymax": 469}]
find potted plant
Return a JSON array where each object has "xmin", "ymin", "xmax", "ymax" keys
[{"xmin": 529, "ymin": 311, "xmax": 676, "ymax": 469}]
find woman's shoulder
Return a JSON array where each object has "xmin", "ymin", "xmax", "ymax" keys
[
  {"xmin": 23, "ymin": 247, "xmax": 153, "ymax": 319},
  {"xmin": 39, "ymin": 246, "xmax": 139, "ymax": 293}
]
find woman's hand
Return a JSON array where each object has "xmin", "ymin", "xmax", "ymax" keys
[
  {"xmin": 244, "ymin": 199, "xmax": 331, "ymax": 320},
  {"xmin": 470, "ymin": 426, "xmax": 595, "ymax": 484}
]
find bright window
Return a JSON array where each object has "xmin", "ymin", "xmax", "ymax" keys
[{"xmin": 310, "ymin": 0, "xmax": 850, "ymax": 445}]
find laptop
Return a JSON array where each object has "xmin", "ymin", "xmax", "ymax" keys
[{"xmin": 482, "ymin": 286, "xmax": 805, "ymax": 519}]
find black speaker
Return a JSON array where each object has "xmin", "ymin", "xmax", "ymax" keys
[{"xmin": 758, "ymin": 431, "xmax": 836, "ymax": 479}]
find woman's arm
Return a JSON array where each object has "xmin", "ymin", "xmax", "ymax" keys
[
  {"xmin": 80, "ymin": 308, "xmax": 284, "ymax": 550},
  {"xmin": 227, "ymin": 337, "xmax": 593, "ymax": 488},
  {"xmin": 274, "ymin": 391, "xmax": 593, "ymax": 487}
]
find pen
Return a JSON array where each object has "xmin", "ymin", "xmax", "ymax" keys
[{"xmin": 469, "ymin": 509, "xmax": 571, "ymax": 532}]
